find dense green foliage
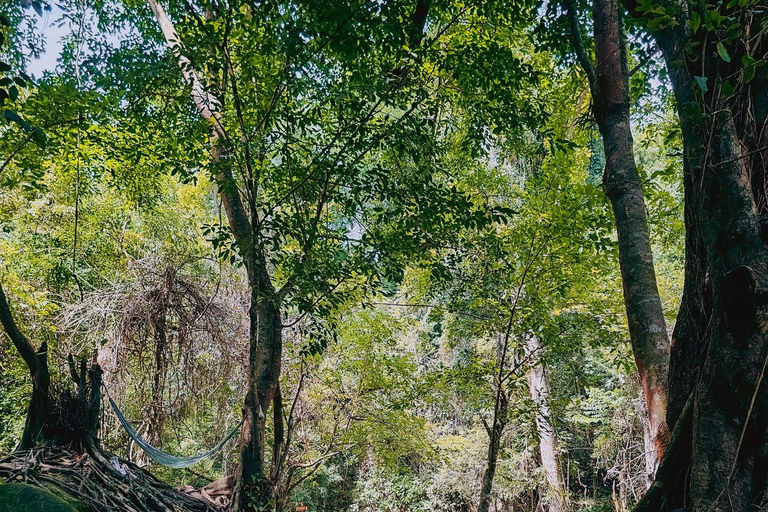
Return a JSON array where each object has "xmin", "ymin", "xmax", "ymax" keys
[{"xmin": 0, "ymin": 1, "xmax": 691, "ymax": 511}]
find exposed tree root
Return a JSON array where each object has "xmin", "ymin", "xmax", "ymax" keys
[{"xmin": 0, "ymin": 447, "xmax": 223, "ymax": 512}]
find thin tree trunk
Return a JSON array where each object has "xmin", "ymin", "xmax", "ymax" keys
[
  {"xmin": 147, "ymin": 299, "xmax": 168, "ymax": 454},
  {"xmin": 145, "ymin": 3, "xmax": 283, "ymax": 509},
  {"xmin": 478, "ymin": 312, "xmax": 521, "ymax": 512},
  {"xmin": 525, "ymin": 336, "xmax": 567, "ymax": 512},
  {"xmin": 564, "ymin": 0, "xmax": 671, "ymax": 462},
  {"xmin": 478, "ymin": 387, "xmax": 508, "ymax": 512}
]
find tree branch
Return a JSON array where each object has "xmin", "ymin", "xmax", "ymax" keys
[
  {"xmin": 146, "ymin": 0, "xmax": 253, "ymax": 252},
  {"xmin": 562, "ymin": 0, "xmax": 597, "ymax": 95},
  {"xmin": 0, "ymin": 282, "xmax": 41, "ymax": 380}
]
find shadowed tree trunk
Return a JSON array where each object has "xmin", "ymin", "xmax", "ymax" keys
[
  {"xmin": 0, "ymin": 283, "xmax": 50, "ymax": 449},
  {"xmin": 622, "ymin": 0, "xmax": 768, "ymax": 509},
  {"xmin": 564, "ymin": 0, "xmax": 671, "ymax": 465},
  {"xmin": 0, "ymin": 283, "xmax": 102, "ymax": 451},
  {"xmin": 478, "ymin": 382, "xmax": 508, "ymax": 512},
  {"xmin": 146, "ymin": 272, "xmax": 171, "ymax": 456}
]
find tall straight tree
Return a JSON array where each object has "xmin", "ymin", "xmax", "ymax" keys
[
  {"xmin": 146, "ymin": 3, "xmax": 278, "ymax": 507},
  {"xmin": 563, "ymin": 0, "xmax": 671, "ymax": 465},
  {"xmin": 526, "ymin": 335, "xmax": 567, "ymax": 512}
]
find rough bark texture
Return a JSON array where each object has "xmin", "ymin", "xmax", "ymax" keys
[
  {"xmin": 232, "ymin": 291, "xmax": 282, "ymax": 512},
  {"xmin": 565, "ymin": 0, "xmax": 671, "ymax": 463},
  {"xmin": 1, "ymin": 284, "xmax": 109, "ymax": 456},
  {"xmin": 525, "ymin": 336, "xmax": 567, "ymax": 512},
  {"xmin": 623, "ymin": 1, "xmax": 768, "ymax": 510}
]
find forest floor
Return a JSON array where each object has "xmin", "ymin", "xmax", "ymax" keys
[{"xmin": 0, "ymin": 448, "xmax": 225, "ymax": 512}]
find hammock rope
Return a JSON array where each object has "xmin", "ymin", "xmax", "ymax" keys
[{"xmin": 108, "ymin": 397, "xmax": 243, "ymax": 469}]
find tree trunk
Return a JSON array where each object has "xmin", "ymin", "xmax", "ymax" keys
[
  {"xmin": 147, "ymin": 302, "xmax": 168, "ymax": 456},
  {"xmin": 0, "ymin": 283, "xmax": 50, "ymax": 449},
  {"xmin": 233, "ymin": 290, "xmax": 283, "ymax": 511},
  {"xmin": 144, "ymin": 3, "xmax": 285, "ymax": 509},
  {"xmin": 640, "ymin": 410, "xmax": 656, "ymax": 489},
  {"xmin": 525, "ymin": 336, "xmax": 567, "ymax": 512},
  {"xmin": 478, "ymin": 387, "xmax": 508, "ymax": 512},
  {"xmin": 624, "ymin": 1, "xmax": 768, "ymax": 510},
  {"xmin": 564, "ymin": 0, "xmax": 671, "ymax": 462},
  {"xmin": 1, "ymin": 283, "xmax": 103, "ymax": 450}
]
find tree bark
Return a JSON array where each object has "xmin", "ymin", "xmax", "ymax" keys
[
  {"xmin": 525, "ymin": 336, "xmax": 567, "ymax": 512},
  {"xmin": 233, "ymin": 290, "xmax": 283, "ymax": 511},
  {"xmin": 0, "ymin": 282, "xmax": 50, "ymax": 449},
  {"xmin": 564, "ymin": 0, "xmax": 671, "ymax": 462},
  {"xmin": 145, "ymin": 2, "xmax": 283, "ymax": 509},
  {"xmin": 478, "ymin": 385, "xmax": 508, "ymax": 512},
  {"xmin": 622, "ymin": 1, "xmax": 768, "ymax": 509},
  {"xmin": 1, "ymin": 283, "xmax": 103, "ymax": 450}
]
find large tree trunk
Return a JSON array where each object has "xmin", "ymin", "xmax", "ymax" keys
[
  {"xmin": 564, "ymin": 0, "xmax": 671, "ymax": 462},
  {"xmin": 233, "ymin": 290, "xmax": 283, "ymax": 511},
  {"xmin": 525, "ymin": 336, "xmax": 567, "ymax": 512},
  {"xmin": 624, "ymin": 1, "xmax": 768, "ymax": 510}
]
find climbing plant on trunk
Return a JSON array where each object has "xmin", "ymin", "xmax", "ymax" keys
[{"xmin": 620, "ymin": 0, "xmax": 768, "ymax": 509}]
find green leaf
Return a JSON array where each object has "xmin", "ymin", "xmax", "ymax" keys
[
  {"xmin": 687, "ymin": 12, "xmax": 701, "ymax": 33},
  {"xmin": 31, "ymin": 129, "xmax": 47, "ymax": 150},
  {"xmin": 3, "ymin": 108, "xmax": 21, "ymax": 123},
  {"xmin": 705, "ymin": 9, "xmax": 723, "ymax": 28},
  {"xmin": 4, "ymin": 109, "xmax": 31, "ymax": 132},
  {"xmin": 716, "ymin": 42, "xmax": 731, "ymax": 63},
  {"xmin": 744, "ymin": 66, "xmax": 756, "ymax": 83},
  {"xmin": 721, "ymin": 80, "xmax": 734, "ymax": 97},
  {"xmin": 694, "ymin": 76, "xmax": 708, "ymax": 93}
]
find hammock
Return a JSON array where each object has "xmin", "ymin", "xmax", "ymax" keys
[{"xmin": 108, "ymin": 397, "xmax": 243, "ymax": 469}]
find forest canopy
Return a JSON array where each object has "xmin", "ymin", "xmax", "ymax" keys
[{"xmin": 0, "ymin": 1, "xmax": 766, "ymax": 512}]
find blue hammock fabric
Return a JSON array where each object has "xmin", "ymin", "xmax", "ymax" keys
[{"xmin": 108, "ymin": 397, "xmax": 243, "ymax": 469}]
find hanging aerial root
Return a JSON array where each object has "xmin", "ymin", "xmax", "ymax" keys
[{"xmin": 0, "ymin": 447, "xmax": 222, "ymax": 512}]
